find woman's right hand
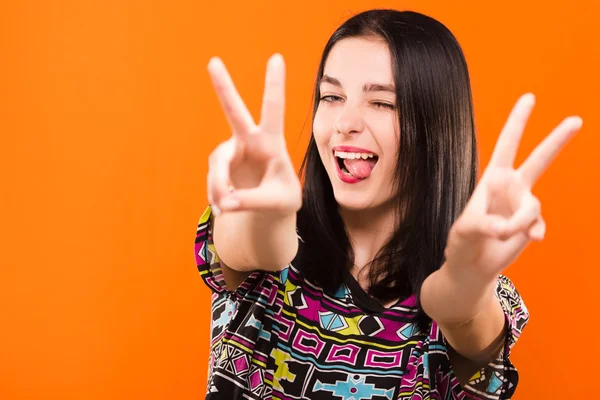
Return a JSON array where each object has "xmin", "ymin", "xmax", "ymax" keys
[{"xmin": 206, "ymin": 54, "xmax": 302, "ymax": 217}]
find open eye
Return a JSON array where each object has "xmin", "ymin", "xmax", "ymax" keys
[{"xmin": 319, "ymin": 95, "xmax": 344, "ymax": 103}]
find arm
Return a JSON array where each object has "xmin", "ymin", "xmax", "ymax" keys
[
  {"xmin": 205, "ymin": 54, "xmax": 302, "ymax": 289},
  {"xmin": 212, "ymin": 210, "xmax": 298, "ymax": 273},
  {"xmin": 421, "ymin": 264, "xmax": 505, "ymax": 366},
  {"xmin": 420, "ymin": 93, "xmax": 582, "ymax": 383}
]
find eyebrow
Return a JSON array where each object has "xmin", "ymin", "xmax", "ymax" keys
[{"xmin": 320, "ymin": 74, "xmax": 396, "ymax": 94}]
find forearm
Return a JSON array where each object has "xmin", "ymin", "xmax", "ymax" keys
[
  {"xmin": 421, "ymin": 264, "xmax": 506, "ymax": 363},
  {"xmin": 212, "ymin": 209, "xmax": 298, "ymax": 272}
]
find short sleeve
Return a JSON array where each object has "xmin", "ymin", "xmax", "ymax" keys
[
  {"xmin": 193, "ymin": 205, "xmax": 265, "ymax": 296},
  {"xmin": 460, "ymin": 275, "xmax": 530, "ymax": 399}
]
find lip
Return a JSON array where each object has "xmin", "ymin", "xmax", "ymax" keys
[
  {"xmin": 332, "ymin": 145, "xmax": 378, "ymax": 184},
  {"xmin": 335, "ymin": 157, "xmax": 363, "ymax": 184},
  {"xmin": 332, "ymin": 145, "xmax": 378, "ymax": 156}
]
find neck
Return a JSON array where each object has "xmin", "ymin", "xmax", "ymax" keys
[{"xmin": 339, "ymin": 201, "xmax": 398, "ymax": 285}]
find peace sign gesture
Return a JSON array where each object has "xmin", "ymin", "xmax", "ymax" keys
[
  {"xmin": 445, "ymin": 93, "xmax": 583, "ymax": 279},
  {"xmin": 206, "ymin": 54, "xmax": 302, "ymax": 216}
]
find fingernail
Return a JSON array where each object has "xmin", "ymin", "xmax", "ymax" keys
[
  {"xmin": 270, "ymin": 53, "xmax": 284, "ymax": 65},
  {"xmin": 220, "ymin": 196, "xmax": 240, "ymax": 210},
  {"xmin": 207, "ymin": 57, "xmax": 222, "ymax": 70},
  {"xmin": 211, "ymin": 205, "xmax": 221, "ymax": 217},
  {"xmin": 522, "ymin": 93, "xmax": 535, "ymax": 105}
]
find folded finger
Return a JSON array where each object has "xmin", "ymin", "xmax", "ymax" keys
[
  {"xmin": 502, "ymin": 194, "xmax": 541, "ymax": 239},
  {"xmin": 528, "ymin": 216, "xmax": 546, "ymax": 241}
]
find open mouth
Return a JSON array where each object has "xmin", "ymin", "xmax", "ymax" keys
[{"xmin": 334, "ymin": 150, "xmax": 379, "ymax": 179}]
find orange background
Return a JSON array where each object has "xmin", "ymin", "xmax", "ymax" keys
[{"xmin": 1, "ymin": 0, "xmax": 598, "ymax": 398}]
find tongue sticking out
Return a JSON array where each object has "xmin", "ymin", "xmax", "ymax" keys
[{"xmin": 343, "ymin": 158, "xmax": 377, "ymax": 179}]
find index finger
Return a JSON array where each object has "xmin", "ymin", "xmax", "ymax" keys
[{"xmin": 208, "ymin": 57, "xmax": 256, "ymax": 136}]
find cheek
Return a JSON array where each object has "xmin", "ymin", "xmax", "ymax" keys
[
  {"xmin": 372, "ymin": 118, "xmax": 400, "ymax": 176},
  {"xmin": 313, "ymin": 107, "xmax": 333, "ymax": 149}
]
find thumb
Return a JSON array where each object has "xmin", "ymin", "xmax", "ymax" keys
[
  {"xmin": 452, "ymin": 213, "xmax": 511, "ymax": 241},
  {"xmin": 219, "ymin": 184, "xmax": 301, "ymax": 214}
]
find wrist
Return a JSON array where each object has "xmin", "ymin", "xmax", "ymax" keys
[
  {"xmin": 440, "ymin": 260, "xmax": 498, "ymax": 296},
  {"xmin": 422, "ymin": 264, "xmax": 498, "ymax": 326}
]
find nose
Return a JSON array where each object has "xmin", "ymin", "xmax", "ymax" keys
[{"xmin": 334, "ymin": 106, "xmax": 365, "ymax": 135}]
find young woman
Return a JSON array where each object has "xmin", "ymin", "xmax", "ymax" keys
[{"xmin": 194, "ymin": 9, "xmax": 582, "ymax": 399}]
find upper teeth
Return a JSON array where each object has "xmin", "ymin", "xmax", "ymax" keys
[{"xmin": 334, "ymin": 151, "xmax": 376, "ymax": 160}]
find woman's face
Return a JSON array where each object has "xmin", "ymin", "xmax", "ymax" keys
[{"xmin": 313, "ymin": 36, "xmax": 400, "ymax": 212}]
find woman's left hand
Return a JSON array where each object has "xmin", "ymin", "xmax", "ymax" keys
[{"xmin": 444, "ymin": 93, "xmax": 583, "ymax": 282}]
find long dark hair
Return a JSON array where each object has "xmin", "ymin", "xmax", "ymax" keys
[{"xmin": 296, "ymin": 9, "xmax": 478, "ymax": 327}]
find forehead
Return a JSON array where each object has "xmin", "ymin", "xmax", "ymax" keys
[{"xmin": 323, "ymin": 37, "xmax": 394, "ymax": 85}]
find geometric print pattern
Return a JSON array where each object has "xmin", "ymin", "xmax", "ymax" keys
[{"xmin": 194, "ymin": 206, "xmax": 529, "ymax": 399}]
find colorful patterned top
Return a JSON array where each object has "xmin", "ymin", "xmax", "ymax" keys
[{"xmin": 194, "ymin": 206, "xmax": 529, "ymax": 399}]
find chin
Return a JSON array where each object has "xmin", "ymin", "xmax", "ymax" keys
[
  {"xmin": 333, "ymin": 191, "xmax": 376, "ymax": 211},
  {"xmin": 333, "ymin": 186, "xmax": 398, "ymax": 214}
]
